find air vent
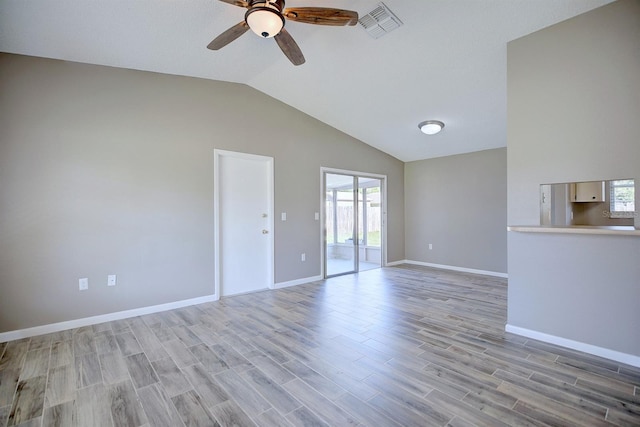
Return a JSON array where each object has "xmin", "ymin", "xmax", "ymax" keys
[{"xmin": 359, "ymin": 2, "xmax": 403, "ymax": 39}]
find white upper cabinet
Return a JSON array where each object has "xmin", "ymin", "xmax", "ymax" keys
[{"xmin": 569, "ymin": 181, "xmax": 605, "ymax": 202}]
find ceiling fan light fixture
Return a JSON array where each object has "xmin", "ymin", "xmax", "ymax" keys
[
  {"xmin": 246, "ymin": 6, "xmax": 285, "ymax": 38},
  {"xmin": 210, "ymin": 0, "xmax": 357, "ymax": 65},
  {"xmin": 418, "ymin": 120, "xmax": 445, "ymax": 135}
]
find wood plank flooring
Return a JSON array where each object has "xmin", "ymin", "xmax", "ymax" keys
[{"xmin": 1, "ymin": 265, "xmax": 639, "ymax": 426}]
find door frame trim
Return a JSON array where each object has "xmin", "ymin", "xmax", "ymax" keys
[
  {"xmin": 214, "ymin": 149, "xmax": 275, "ymax": 300},
  {"xmin": 320, "ymin": 167, "xmax": 388, "ymax": 279}
]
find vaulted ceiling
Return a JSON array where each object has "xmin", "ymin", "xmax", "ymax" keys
[{"xmin": 0, "ymin": 0, "xmax": 613, "ymax": 161}]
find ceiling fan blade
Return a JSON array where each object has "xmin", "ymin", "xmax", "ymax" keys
[
  {"xmin": 217, "ymin": 0, "xmax": 249, "ymax": 8},
  {"xmin": 207, "ymin": 21, "xmax": 249, "ymax": 50},
  {"xmin": 283, "ymin": 8, "xmax": 359, "ymax": 26},
  {"xmin": 274, "ymin": 28, "xmax": 305, "ymax": 66}
]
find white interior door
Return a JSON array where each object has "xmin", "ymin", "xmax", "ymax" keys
[{"xmin": 214, "ymin": 150, "xmax": 274, "ymax": 298}]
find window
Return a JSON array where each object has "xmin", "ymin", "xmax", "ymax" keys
[{"xmin": 609, "ymin": 179, "xmax": 635, "ymax": 218}]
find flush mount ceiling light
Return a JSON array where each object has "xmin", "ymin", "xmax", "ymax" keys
[
  {"xmin": 245, "ymin": 2, "xmax": 285, "ymax": 38},
  {"xmin": 418, "ymin": 120, "xmax": 445, "ymax": 135}
]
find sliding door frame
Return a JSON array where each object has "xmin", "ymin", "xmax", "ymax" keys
[{"xmin": 320, "ymin": 167, "xmax": 388, "ymax": 279}]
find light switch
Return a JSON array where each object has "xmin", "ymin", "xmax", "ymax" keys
[
  {"xmin": 281, "ymin": 212, "xmax": 287, "ymax": 221},
  {"xmin": 314, "ymin": 212, "xmax": 319, "ymax": 220}
]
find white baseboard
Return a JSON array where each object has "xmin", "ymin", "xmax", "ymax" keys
[
  {"xmin": 506, "ymin": 324, "xmax": 640, "ymax": 368},
  {"xmin": 1, "ymin": 265, "xmax": 510, "ymax": 343},
  {"xmin": 401, "ymin": 260, "xmax": 508, "ymax": 278},
  {"xmin": 0, "ymin": 295, "xmax": 217, "ymax": 343},
  {"xmin": 274, "ymin": 275, "xmax": 323, "ymax": 289},
  {"xmin": 0, "ymin": 276, "xmax": 323, "ymax": 342}
]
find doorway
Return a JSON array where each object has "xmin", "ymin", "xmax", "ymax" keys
[
  {"xmin": 323, "ymin": 170, "xmax": 386, "ymax": 278},
  {"xmin": 214, "ymin": 150, "xmax": 274, "ymax": 298}
]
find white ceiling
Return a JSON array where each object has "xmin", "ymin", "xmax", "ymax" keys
[{"xmin": 0, "ymin": 0, "xmax": 613, "ymax": 162}]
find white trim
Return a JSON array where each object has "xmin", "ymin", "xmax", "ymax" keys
[
  {"xmin": 382, "ymin": 176, "xmax": 388, "ymax": 268},
  {"xmin": 320, "ymin": 167, "xmax": 387, "ymax": 180},
  {"xmin": 214, "ymin": 150, "xmax": 275, "ymax": 300},
  {"xmin": 403, "ymin": 260, "xmax": 508, "ymax": 278},
  {"xmin": 213, "ymin": 150, "xmax": 222, "ymax": 301},
  {"xmin": 385, "ymin": 260, "xmax": 406, "ymax": 267},
  {"xmin": 274, "ymin": 275, "xmax": 323, "ymax": 289},
  {"xmin": 0, "ymin": 295, "xmax": 216, "ymax": 343},
  {"xmin": 221, "ymin": 288, "xmax": 269, "ymax": 298},
  {"xmin": 506, "ymin": 324, "xmax": 640, "ymax": 368},
  {"xmin": 319, "ymin": 169, "xmax": 326, "ymax": 278}
]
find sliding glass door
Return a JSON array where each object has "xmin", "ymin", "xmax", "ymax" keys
[
  {"xmin": 357, "ymin": 181, "xmax": 382, "ymax": 272},
  {"xmin": 324, "ymin": 171, "xmax": 384, "ymax": 278}
]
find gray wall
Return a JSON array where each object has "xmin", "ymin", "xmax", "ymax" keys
[
  {"xmin": 405, "ymin": 148, "xmax": 507, "ymax": 274},
  {"xmin": 507, "ymin": 0, "xmax": 640, "ymax": 356},
  {"xmin": 0, "ymin": 54, "xmax": 405, "ymax": 332}
]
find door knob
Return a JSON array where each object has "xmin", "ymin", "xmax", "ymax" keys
[{"xmin": 262, "ymin": 229, "xmax": 269, "ymax": 234}]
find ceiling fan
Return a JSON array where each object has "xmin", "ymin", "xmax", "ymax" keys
[{"xmin": 207, "ymin": 0, "xmax": 359, "ymax": 66}]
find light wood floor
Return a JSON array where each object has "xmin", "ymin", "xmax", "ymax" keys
[{"xmin": 1, "ymin": 265, "xmax": 639, "ymax": 426}]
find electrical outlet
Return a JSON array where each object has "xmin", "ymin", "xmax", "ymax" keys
[
  {"xmin": 107, "ymin": 275, "xmax": 116, "ymax": 287},
  {"xmin": 79, "ymin": 278, "xmax": 89, "ymax": 291},
  {"xmin": 301, "ymin": 253, "xmax": 306, "ymax": 262},
  {"xmin": 429, "ymin": 243, "xmax": 433, "ymax": 250}
]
